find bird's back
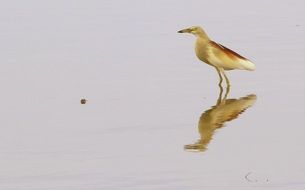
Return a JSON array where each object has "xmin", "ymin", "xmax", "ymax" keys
[{"xmin": 195, "ymin": 38, "xmax": 255, "ymax": 71}]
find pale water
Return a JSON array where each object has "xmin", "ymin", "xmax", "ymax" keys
[{"xmin": 1, "ymin": 0, "xmax": 305, "ymax": 189}]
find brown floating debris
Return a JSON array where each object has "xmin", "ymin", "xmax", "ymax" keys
[{"xmin": 80, "ymin": 98, "xmax": 87, "ymax": 104}]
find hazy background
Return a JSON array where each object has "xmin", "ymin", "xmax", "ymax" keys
[{"xmin": 0, "ymin": 0, "xmax": 305, "ymax": 189}]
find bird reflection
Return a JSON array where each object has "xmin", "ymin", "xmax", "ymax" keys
[{"xmin": 184, "ymin": 86, "xmax": 257, "ymax": 152}]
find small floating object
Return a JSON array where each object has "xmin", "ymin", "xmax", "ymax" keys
[{"xmin": 80, "ymin": 98, "xmax": 87, "ymax": 104}]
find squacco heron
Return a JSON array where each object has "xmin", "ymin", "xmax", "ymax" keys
[{"xmin": 178, "ymin": 26, "xmax": 255, "ymax": 87}]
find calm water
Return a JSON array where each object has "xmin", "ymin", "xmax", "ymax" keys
[{"xmin": 1, "ymin": 0, "xmax": 305, "ymax": 189}]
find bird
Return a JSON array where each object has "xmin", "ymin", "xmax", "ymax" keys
[{"xmin": 178, "ymin": 26, "xmax": 255, "ymax": 87}]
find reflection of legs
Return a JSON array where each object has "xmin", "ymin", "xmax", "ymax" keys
[
  {"xmin": 223, "ymin": 83, "xmax": 230, "ymax": 100},
  {"xmin": 217, "ymin": 81, "xmax": 230, "ymax": 104},
  {"xmin": 220, "ymin": 68, "xmax": 230, "ymax": 87},
  {"xmin": 217, "ymin": 68, "xmax": 230, "ymax": 102},
  {"xmin": 217, "ymin": 83, "xmax": 223, "ymax": 105},
  {"xmin": 215, "ymin": 67, "xmax": 223, "ymax": 88}
]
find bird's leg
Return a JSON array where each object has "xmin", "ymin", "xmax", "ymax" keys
[
  {"xmin": 215, "ymin": 67, "xmax": 223, "ymax": 88},
  {"xmin": 220, "ymin": 68, "xmax": 231, "ymax": 88},
  {"xmin": 215, "ymin": 67, "xmax": 224, "ymax": 104}
]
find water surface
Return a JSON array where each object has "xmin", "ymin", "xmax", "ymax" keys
[{"xmin": 1, "ymin": 0, "xmax": 305, "ymax": 189}]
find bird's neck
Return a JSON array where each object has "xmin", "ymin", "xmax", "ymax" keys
[
  {"xmin": 196, "ymin": 36, "xmax": 209, "ymax": 45},
  {"xmin": 196, "ymin": 29, "xmax": 209, "ymax": 39}
]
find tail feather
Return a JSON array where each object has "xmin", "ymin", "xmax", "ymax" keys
[{"xmin": 239, "ymin": 59, "xmax": 255, "ymax": 71}]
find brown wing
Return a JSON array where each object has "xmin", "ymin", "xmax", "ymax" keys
[{"xmin": 210, "ymin": 41, "xmax": 248, "ymax": 61}]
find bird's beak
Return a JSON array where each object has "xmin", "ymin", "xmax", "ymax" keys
[{"xmin": 178, "ymin": 28, "xmax": 191, "ymax": 33}]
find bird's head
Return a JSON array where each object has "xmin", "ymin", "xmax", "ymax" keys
[{"xmin": 178, "ymin": 26, "xmax": 208, "ymax": 38}]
